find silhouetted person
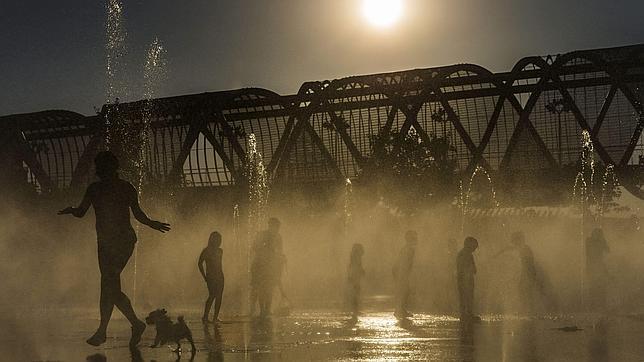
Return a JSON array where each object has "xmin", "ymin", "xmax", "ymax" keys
[
  {"xmin": 348, "ymin": 243, "xmax": 365, "ymax": 319},
  {"xmin": 510, "ymin": 232, "xmax": 537, "ymax": 289},
  {"xmin": 59, "ymin": 151, "xmax": 170, "ymax": 347},
  {"xmin": 250, "ymin": 217, "xmax": 284, "ymax": 318},
  {"xmin": 393, "ymin": 230, "xmax": 417, "ymax": 318},
  {"xmin": 199, "ymin": 231, "xmax": 224, "ymax": 323},
  {"xmin": 491, "ymin": 231, "xmax": 541, "ymax": 313},
  {"xmin": 586, "ymin": 228, "xmax": 610, "ymax": 311},
  {"xmin": 457, "ymin": 236, "xmax": 479, "ymax": 322},
  {"xmin": 509, "ymin": 231, "xmax": 556, "ymax": 313}
]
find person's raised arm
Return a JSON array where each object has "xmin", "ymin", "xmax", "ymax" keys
[
  {"xmin": 58, "ymin": 184, "xmax": 93, "ymax": 218},
  {"xmin": 198, "ymin": 250, "xmax": 207, "ymax": 281},
  {"xmin": 129, "ymin": 183, "xmax": 171, "ymax": 233}
]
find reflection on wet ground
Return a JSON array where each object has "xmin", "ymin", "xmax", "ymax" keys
[{"xmin": 4, "ymin": 309, "xmax": 644, "ymax": 361}]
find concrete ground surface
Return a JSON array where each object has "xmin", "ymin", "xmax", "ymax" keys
[{"xmin": 4, "ymin": 308, "xmax": 644, "ymax": 361}]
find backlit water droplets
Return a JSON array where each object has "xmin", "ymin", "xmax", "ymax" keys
[
  {"xmin": 245, "ymin": 133, "xmax": 270, "ymax": 315},
  {"xmin": 598, "ymin": 164, "xmax": 618, "ymax": 221},
  {"xmin": 131, "ymin": 38, "xmax": 167, "ymax": 306},
  {"xmin": 104, "ymin": 0, "xmax": 127, "ymax": 148},
  {"xmin": 343, "ymin": 178, "xmax": 353, "ymax": 237},
  {"xmin": 570, "ymin": 129, "xmax": 622, "ymax": 309},
  {"xmin": 458, "ymin": 166, "xmax": 499, "ymax": 234},
  {"xmin": 572, "ymin": 129, "xmax": 595, "ymax": 308},
  {"xmin": 246, "ymin": 134, "xmax": 270, "ymax": 237},
  {"xmin": 572, "ymin": 130, "xmax": 597, "ymax": 211}
]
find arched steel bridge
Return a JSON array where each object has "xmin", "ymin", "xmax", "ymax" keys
[{"xmin": 2, "ymin": 44, "xmax": 644, "ymax": 198}]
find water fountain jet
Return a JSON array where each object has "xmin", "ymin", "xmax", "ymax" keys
[
  {"xmin": 457, "ymin": 166, "xmax": 500, "ymax": 235},
  {"xmin": 245, "ymin": 133, "xmax": 270, "ymax": 316}
]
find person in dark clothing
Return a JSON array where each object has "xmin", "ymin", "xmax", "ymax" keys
[
  {"xmin": 457, "ymin": 236, "xmax": 479, "ymax": 322},
  {"xmin": 199, "ymin": 231, "xmax": 225, "ymax": 323},
  {"xmin": 59, "ymin": 151, "xmax": 170, "ymax": 347},
  {"xmin": 393, "ymin": 230, "xmax": 418, "ymax": 319},
  {"xmin": 511, "ymin": 231, "xmax": 553, "ymax": 313},
  {"xmin": 250, "ymin": 217, "xmax": 284, "ymax": 318},
  {"xmin": 348, "ymin": 243, "xmax": 365, "ymax": 319},
  {"xmin": 492, "ymin": 231, "xmax": 558, "ymax": 313},
  {"xmin": 586, "ymin": 228, "xmax": 610, "ymax": 311}
]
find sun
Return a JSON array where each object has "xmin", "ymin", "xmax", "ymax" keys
[{"xmin": 362, "ymin": 0, "xmax": 403, "ymax": 28}]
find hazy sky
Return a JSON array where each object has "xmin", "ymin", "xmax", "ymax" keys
[{"xmin": 2, "ymin": 0, "xmax": 644, "ymax": 115}]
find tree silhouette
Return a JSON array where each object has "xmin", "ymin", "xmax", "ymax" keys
[{"xmin": 357, "ymin": 128, "xmax": 457, "ymax": 213}]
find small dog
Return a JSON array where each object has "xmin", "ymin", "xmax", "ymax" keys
[{"xmin": 145, "ymin": 309, "xmax": 196, "ymax": 353}]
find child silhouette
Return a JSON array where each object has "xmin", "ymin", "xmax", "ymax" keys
[{"xmin": 198, "ymin": 231, "xmax": 225, "ymax": 323}]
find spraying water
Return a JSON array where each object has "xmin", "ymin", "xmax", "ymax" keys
[
  {"xmin": 245, "ymin": 133, "xmax": 270, "ymax": 315},
  {"xmin": 343, "ymin": 178, "xmax": 353, "ymax": 237},
  {"xmin": 104, "ymin": 0, "xmax": 127, "ymax": 148},
  {"xmin": 138, "ymin": 37, "xmax": 167, "ymax": 184},
  {"xmin": 598, "ymin": 164, "xmax": 619, "ymax": 222},
  {"xmin": 246, "ymin": 133, "xmax": 270, "ymax": 241},
  {"xmin": 233, "ymin": 203, "xmax": 241, "ymax": 292},
  {"xmin": 458, "ymin": 166, "xmax": 500, "ymax": 235},
  {"xmin": 572, "ymin": 130, "xmax": 596, "ymax": 209},
  {"xmin": 130, "ymin": 38, "xmax": 167, "ymax": 306},
  {"xmin": 572, "ymin": 129, "xmax": 596, "ymax": 309},
  {"xmin": 233, "ymin": 203, "xmax": 241, "ymax": 255},
  {"xmin": 572, "ymin": 130, "xmax": 619, "ymax": 308}
]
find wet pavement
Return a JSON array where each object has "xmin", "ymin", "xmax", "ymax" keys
[{"xmin": 5, "ymin": 308, "xmax": 644, "ymax": 361}]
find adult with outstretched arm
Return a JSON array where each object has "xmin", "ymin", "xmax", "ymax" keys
[{"xmin": 59, "ymin": 151, "xmax": 170, "ymax": 347}]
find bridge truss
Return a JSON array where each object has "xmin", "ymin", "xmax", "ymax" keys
[{"xmin": 2, "ymin": 44, "xmax": 644, "ymax": 199}]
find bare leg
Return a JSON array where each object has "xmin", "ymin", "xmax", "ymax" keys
[
  {"xmin": 107, "ymin": 275, "xmax": 145, "ymax": 346},
  {"xmin": 187, "ymin": 334, "xmax": 196, "ymax": 352},
  {"xmin": 114, "ymin": 292, "xmax": 140, "ymax": 326},
  {"xmin": 351, "ymin": 284, "xmax": 360, "ymax": 317},
  {"xmin": 213, "ymin": 284, "xmax": 224, "ymax": 321},
  {"xmin": 402, "ymin": 285, "xmax": 411, "ymax": 315},
  {"xmin": 203, "ymin": 294, "xmax": 215, "ymax": 322},
  {"xmin": 87, "ymin": 275, "xmax": 115, "ymax": 346},
  {"xmin": 100, "ymin": 273, "xmax": 140, "ymax": 326},
  {"xmin": 99, "ymin": 277, "xmax": 116, "ymax": 328}
]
